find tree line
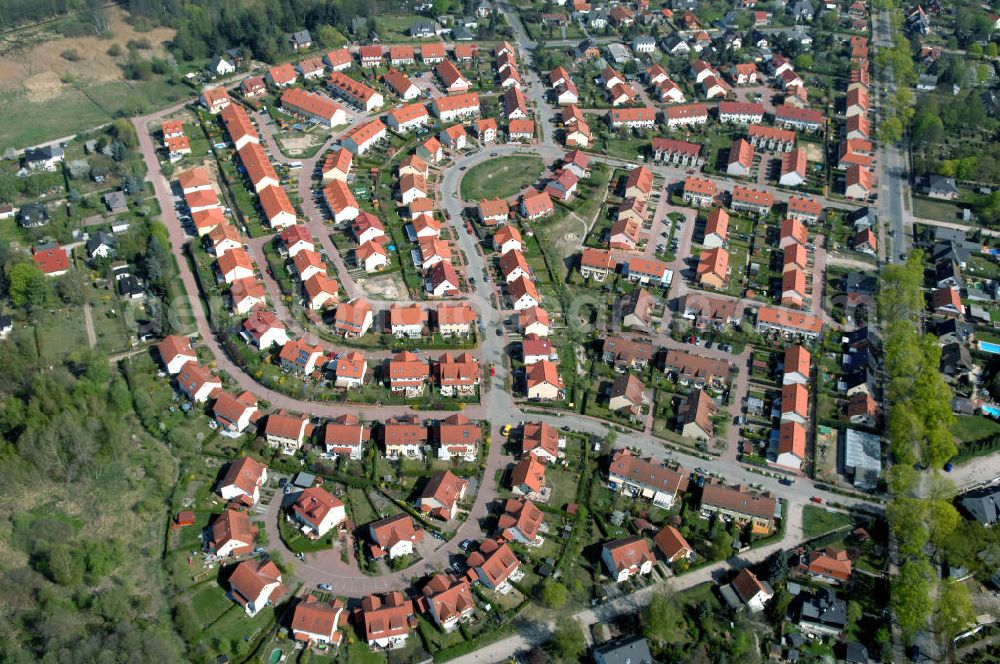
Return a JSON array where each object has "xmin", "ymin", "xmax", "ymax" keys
[
  {"xmin": 120, "ymin": 0, "xmax": 476, "ymax": 63},
  {"xmin": 879, "ymin": 252, "xmax": 976, "ymax": 646}
]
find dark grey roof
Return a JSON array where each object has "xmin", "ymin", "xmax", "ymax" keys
[
  {"xmin": 932, "ymin": 240, "xmax": 973, "ymax": 266},
  {"xmin": 23, "ymin": 145, "xmax": 63, "ymax": 162},
  {"xmin": 844, "ymin": 429, "xmax": 881, "ymax": 488},
  {"xmin": 86, "ymin": 230, "xmax": 115, "ymax": 255},
  {"xmin": 844, "ymin": 642, "xmax": 869, "ymax": 664},
  {"xmin": 933, "ymin": 317, "xmax": 974, "ymax": 343},
  {"xmin": 0, "ymin": 315, "xmax": 12, "ymax": 330},
  {"xmin": 789, "ymin": 0, "xmax": 815, "ymax": 18},
  {"xmin": 292, "ymin": 471, "xmax": 316, "ymax": 488},
  {"xmin": 846, "ymin": 206, "xmax": 871, "ymax": 226},
  {"xmin": 290, "ymin": 30, "xmax": 312, "ymax": 45},
  {"xmin": 453, "ymin": 26, "xmax": 474, "ymax": 40},
  {"xmin": 935, "ymin": 259, "xmax": 962, "ymax": 285},
  {"xmin": 959, "ymin": 486, "xmax": 1000, "ymax": 524},
  {"xmin": 798, "ymin": 588, "xmax": 846, "ymax": 631},
  {"xmin": 843, "ymin": 368, "xmax": 874, "ymax": 390},
  {"xmin": 844, "ymin": 271, "xmax": 877, "ymax": 296},
  {"xmin": 116, "ymin": 276, "xmax": 145, "ymax": 298},
  {"xmin": 661, "ymin": 34, "xmax": 687, "ymax": 50},
  {"xmin": 843, "ymin": 348, "xmax": 873, "ymax": 371},
  {"xmin": 940, "ymin": 342, "xmax": 973, "ymax": 375},
  {"xmin": 952, "ymin": 397, "xmax": 975, "ymax": 415},
  {"xmin": 934, "ymin": 226, "xmax": 967, "ymax": 244},
  {"xmin": 719, "ymin": 583, "xmax": 742, "ymax": 610},
  {"xmin": 592, "ymin": 636, "xmax": 654, "ymax": 664},
  {"xmin": 104, "ymin": 190, "xmax": 128, "ymax": 211},
  {"xmin": 842, "ymin": 325, "xmax": 872, "ymax": 348},
  {"xmin": 17, "ymin": 203, "xmax": 49, "ymax": 227}
]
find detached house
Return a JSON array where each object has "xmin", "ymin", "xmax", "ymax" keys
[
  {"xmin": 334, "ymin": 298, "xmax": 374, "ymax": 337},
  {"xmin": 158, "ymin": 335, "xmax": 197, "ymax": 374},
  {"xmin": 601, "ymin": 536, "xmax": 655, "ymax": 582},
  {"xmin": 322, "ymin": 414, "xmax": 367, "ymax": 459},
  {"xmin": 213, "ymin": 390, "xmax": 259, "ymax": 434},
  {"xmin": 368, "ymin": 514, "xmax": 424, "ymax": 560},
  {"xmin": 521, "ymin": 421, "xmax": 564, "ymax": 464},
  {"xmin": 242, "ymin": 308, "xmax": 289, "ymax": 349},
  {"xmin": 290, "ymin": 487, "xmax": 346, "ymax": 538},
  {"xmin": 332, "ymin": 351, "xmax": 368, "ymax": 389},
  {"xmin": 206, "ymin": 508, "xmax": 256, "ymax": 558},
  {"xmin": 359, "ymin": 592, "xmax": 416, "ymax": 649},
  {"xmin": 417, "ymin": 470, "xmax": 468, "ymax": 520},
  {"xmin": 467, "ymin": 539, "xmax": 521, "ymax": 591},
  {"xmin": 291, "ymin": 596, "xmax": 345, "ymax": 646},
  {"xmin": 177, "ymin": 363, "xmax": 221, "ymax": 403},
  {"xmin": 264, "ymin": 411, "xmax": 311, "ymax": 455},
  {"xmin": 435, "ymin": 413, "xmax": 481, "ymax": 460},
  {"xmin": 420, "ymin": 574, "xmax": 475, "ymax": 632},
  {"xmin": 218, "ymin": 455, "xmax": 268, "ymax": 506},
  {"xmin": 227, "ymin": 559, "xmax": 285, "ymax": 617}
]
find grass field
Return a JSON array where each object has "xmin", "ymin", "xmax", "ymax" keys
[
  {"xmin": 951, "ymin": 414, "xmax": 1000, "ymax": 443},
  {"xmin": 0, "ymin": 78, "xmax": 191, "ymax": 149},
  {"xmin": 459, "ymin": 155, "xmax": 545, "ymax": 202},
  {"xmin": 911, "ymin": 195, "xmax": 965, "ymax": 223},
  {"xmin": 32, "ymin": 309, "xmax": 89, "ymax": 363},
  {"xmin": 802, "ymin": 505, "xmax": 853, "ymax": 539}
]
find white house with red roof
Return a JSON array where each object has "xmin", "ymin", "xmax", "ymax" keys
[
  {"xmin": 157, "ymin": 335, "xmax": 197, "ymax": 374},
  {"xmin": 206, "ymin": 508, "xmax": 257, "ymax": 558},
  {"xmin": 177, "ymin": 363, "xmax": 221, "ymax": 402},
  {"xmin": 291, "ymin": 595, "xmax": 345, "ymax": 646},
  {"xmin": 264, "ymin": 411, "xmax": 311, "ymax": 455},
  {"xmin": 601, "ymin": 536, "xmax": 655, "ymax": 582},
  {"xmin": 420, "ymin": 574, "xmax": 475, "ymax": 633},
  {"xmin": 359, "ymin": 592, "xmax": 416, "ymax": 649},
  {"xmin": 323, "ymin": 414, "xmax": 367, "ymax": 459},
  {"xmin": 290, "ymin": 487, "xmax": 346, "ymax": 538},
  {"xmin": 242, "ymin": 309, "xmax": 289, "ymax": 349},
  {"xmin": 466, "ymin": 539, "xmax": 522, "ymax": 591},
  {"xmin": 227, "ymin": 559, "xmax": 286, "ymax": 616},
  {"xmin": 32, "ymin": 244, "xmax": 69, "ymax": 276},
  {"xmin": 332, "ymin": 351, "xmax": 368, "ymax": 389},
  {"xmin": 417, "ymin": 470, "xmax": 468, "ymax": 520},
  {"xmin": 368, "ymin": 514, "xmax": 424, "ymax": 560},
  {"xmin": 212, "ymin": 390, "xmax": 259, "ymax": 434},
  {"xmin": 218, "ymin": 456, "xmax": 269, "ymax": 506}
]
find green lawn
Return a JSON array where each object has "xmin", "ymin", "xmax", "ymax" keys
[
  {"xmin": 0, "ymin": 78, "xmax": 191, "ymax": 149},
  {"xmin": 347, "ymin": 487, "xmax": 379, "ymax": 525},
  {"xmin": 32, "ymin": 309, "xmax": 89, "ymax": 363},
  {"xmin": 951, "ymin": 414, "xmax": 1000, "ymax": 444},
  {"xmin": 459, "ymin": 155, "xmax": 545, "ymax": 202},
  {"xmin": 911, "ymin": 195, "xmax": 964, "ymax": 223},
  {"xmin": 188, "ymin": 583, "xmax": 235, "ymax": 627},
  {"xmin": 802, "ymin": 505, "xmax": 853, "ymax": 539}
]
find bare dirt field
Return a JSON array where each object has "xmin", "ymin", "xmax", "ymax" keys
[
  {"xmin": 0, "ymin": 8, "xmax": 175, "ymax": 103},
  {"xmin": 803, "ymin": 142, "xmax": 825, "ymax": 163},
  {"xmin": 362, "ymin": 273, "xmax": 408, "ymax": 300},
  {"xmin": 276, "ymin": 132, "xmax": 327, "ymax": 157}
]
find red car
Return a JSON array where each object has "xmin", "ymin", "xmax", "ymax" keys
[{"xmin": 810, "ymin": 496, "xmax": 823, "ymax": 504}]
